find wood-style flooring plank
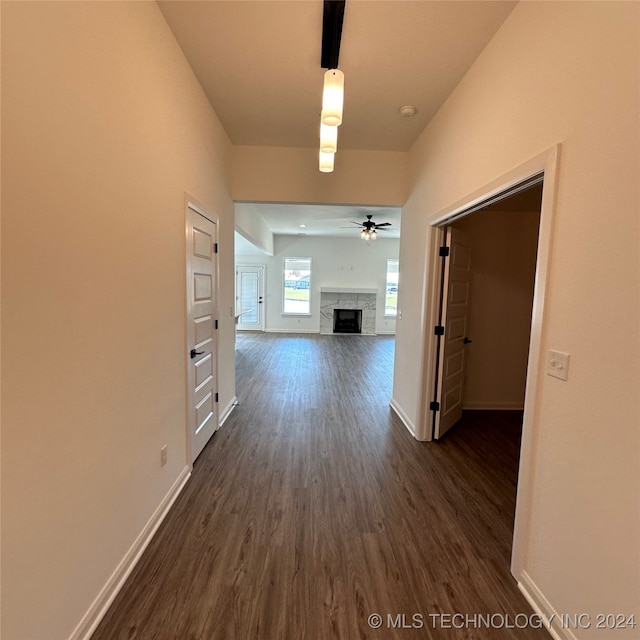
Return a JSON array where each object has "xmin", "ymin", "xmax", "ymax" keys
[{"xmin": 93, "ymin": 333, "xmax": 549, "ymax": 640}]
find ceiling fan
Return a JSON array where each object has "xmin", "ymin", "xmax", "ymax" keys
[
  {"xmin": 347, "ymin": 214, "xmax": 392, "ymax": 241},
  {"xmin": 351, "ymin": 214, "xmax": 392, "ymax": 231}
]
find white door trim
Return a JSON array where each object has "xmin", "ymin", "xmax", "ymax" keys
[
  {"xmin": 416, "ymin": 145, "xmax": 559, "ymax": 583},
  {"xmin": 184, "ymin": 194, "xmax": 219, "ymax": 466}
]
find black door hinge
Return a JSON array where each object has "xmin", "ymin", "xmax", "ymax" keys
[
  {"xmin": 215, "ymin": 319, "xmax": 219, "ymax": 330},
  {"xmin": 439, "ymin": 246, "xmax": 450, "ymax": 257},
  {"xmin": 430, "ymin": 401, "xmax": 440, "ymax": 411},
  {"xmin": 215, "ymin": 392, "xmax": 219, "ymax": 403},
  {"xmin": 434, "ymin": 325, "xmax": 445, "ymax": 336},
  {"xmin": 214, "ymin": 243, "xmax": 219, "ymax": 254}
]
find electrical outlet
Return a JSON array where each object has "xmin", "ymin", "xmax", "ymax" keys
[{"xmin": 160, "ymin": 445, "xmax": 168, "ymax": 467}]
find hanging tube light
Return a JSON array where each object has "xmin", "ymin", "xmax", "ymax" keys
[
  {"xmin": 319, "ymin": 150, "xmax": 335, "ymax": 173},
  {"xmin": 320, "ymin": 121, "xmax": 338, "ymax": 154},
  {"xmin": 321, "ymin": 69, "xmax": 344, "ymax": 126}
]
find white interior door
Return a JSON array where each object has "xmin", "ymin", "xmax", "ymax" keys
[
  {"xmin": 434, "ymin": 226, "xmax": 472, "ymax": 438},
  {"xmin": 235, "ymin": 265, "xmax": 264, "ymax": 331},
  {"xmin": 186, "ymin": 206, "xmax": 218, "ymax": 462}
]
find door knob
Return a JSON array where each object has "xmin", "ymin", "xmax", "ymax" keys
[
  {"xmin": 463, "ymin": 337, "xmax": 473, "ymax": 345},
  {"xmin": 190, "ymin": 348, "xmax": 204, "ymax": 359}
]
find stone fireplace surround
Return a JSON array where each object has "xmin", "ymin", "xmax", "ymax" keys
[{"xmin": 320, "ymin": 287, "xmax": 377, "ymax": 335}]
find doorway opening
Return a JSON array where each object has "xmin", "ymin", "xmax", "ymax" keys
[
  {"xmin": 420, "ymin": 145, "xmax": 559, "ymax": 593},
  {"xmin": 431, "ymin": 181, "xmax": 543, "ymax": 440},
  {"xmin": 429, "ymin": 183, "xmax": 543, "ymax": 577}
]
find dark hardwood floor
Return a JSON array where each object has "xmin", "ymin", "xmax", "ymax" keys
[{"xmin": 93, "ymin": 333, "xmax": 549, "ymax": 639}]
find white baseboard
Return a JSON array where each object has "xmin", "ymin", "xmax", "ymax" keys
[
  {"xmin": 261, "ymin": 329, "xmax": 395, "ymax": 336},
  {"xmin": 219, "ymin": 395, "xmax": 238, "ymax": 428},
  {"xmin": 518, "ymin": 571, "xmax": 576, "ymax": 640},
  {"xmin": 69, "ymin": 465, "xmax": 192, "ymax": 640},
  {"xmin": 265, "ymin": 328, "xmax": 319, "ymax": 334},
  {"xmin": 389, "ymin": 398, "xmax": 419, "ymax": 438},
  {"xmin": 462, "ymin": 401, "xmax": 525, "ymax": 410}
]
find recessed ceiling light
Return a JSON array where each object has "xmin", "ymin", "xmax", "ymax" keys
[
  {"xmin": 399, "ymin": 105, "xmax": 417, "ymax": 117},
  {"xmin": 299, "ymin": 224, "xmax": 307, "ymax": 228}
]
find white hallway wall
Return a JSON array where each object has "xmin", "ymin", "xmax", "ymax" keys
[
  {"xmin": 1, "ymin": 3, "xmax": 235, "ymax": 638},
  {"xmin": 394, "ymin": 1, "xmax": 639, "ymax": 637},
  {"xmin": 237, "ymin": 235, "xmax": 399, "ymax": 334}
]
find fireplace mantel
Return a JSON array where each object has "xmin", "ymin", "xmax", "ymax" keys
[{"xmin": 320, "ymin": 287, "xmax": 378, "ymax": 295}]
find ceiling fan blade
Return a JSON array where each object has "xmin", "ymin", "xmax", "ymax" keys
[
  {"xmin": 374, "ymin": 227, "xmax": 390, "ymax": 231},
  {"xmin": 375, "ymin": 222, "xmax": 392, "ymax": 227}
]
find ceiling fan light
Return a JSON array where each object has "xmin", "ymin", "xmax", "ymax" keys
[
  {"xmin": 319, "ymin": 122, "xmax": 338, "ymax": 154},
  {"xmin": 319, "ymin": 150, "xmax": 335, "ymax": 173},
  {"xmin": 371, "ymin": 230, "xmax": 377, "ymax": 240},
  {"xmin": 321, "ymin": 69, "xmax": 344, "ymax": 126}
]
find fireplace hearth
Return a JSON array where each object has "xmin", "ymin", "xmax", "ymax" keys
[{"xmin": 333, "ymin": 309, "xmax": 362, "ymax": 334}]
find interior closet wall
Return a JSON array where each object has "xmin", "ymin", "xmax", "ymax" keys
[{"xmin": 454, "ymin": 204, "xmax": 540, "ymax": 410}]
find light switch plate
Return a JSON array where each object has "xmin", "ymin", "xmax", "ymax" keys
[{"xmin": 547, "ymin": 350, "xmax": 570, "ymax": 381}]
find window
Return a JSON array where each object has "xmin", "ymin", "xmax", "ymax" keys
[
  {"xmin": 385, "ymin": 259, "xmax": 399, "ymax": 316},
  {"xmin": 283, "ymin": 257, "xmax": 311, "ymax": 314}
]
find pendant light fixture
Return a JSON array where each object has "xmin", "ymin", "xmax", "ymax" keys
[
  {"xmin": 318, "ymin": 71, "xmax": 342, "ymax": 171},
  {"xmin": 320, "ymin": 121, "xmax": 338, "ymax": 154},
  {"xmin": 321, "ymin": 69, "xmax": 344, "ymax": 127},
  {"xmin": 318, "ymin": 1, "xmax": 346, "ymax": 173},
  {"xmin": 319, "ymin": 150, "xmax": 335, "ymax": 173}
]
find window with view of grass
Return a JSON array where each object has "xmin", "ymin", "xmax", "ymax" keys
[
  {"xmin": 283, "ymin": 257, "xmax": 311, "ymax": 314},
  {"xmin": 385, "ymin": 259, "xmax": 398, "ymax": 316}
]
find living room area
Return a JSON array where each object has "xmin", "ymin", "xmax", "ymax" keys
[{"xmin": 234, "ymin": 202, "xmax": 400, "ymax": 337}]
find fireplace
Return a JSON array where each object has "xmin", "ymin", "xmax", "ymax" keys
[
  {"xmin": 333, "ymin": 309, "xmax": 362, "ymax": 334},
  {"xmin": 320, "ymin": 288, "xmax": 377, "ymax": 335}
]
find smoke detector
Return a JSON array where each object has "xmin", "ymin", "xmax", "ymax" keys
[{"xmin": 399, "ymin": 105, "xmax": 417, "ymax": 117}]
